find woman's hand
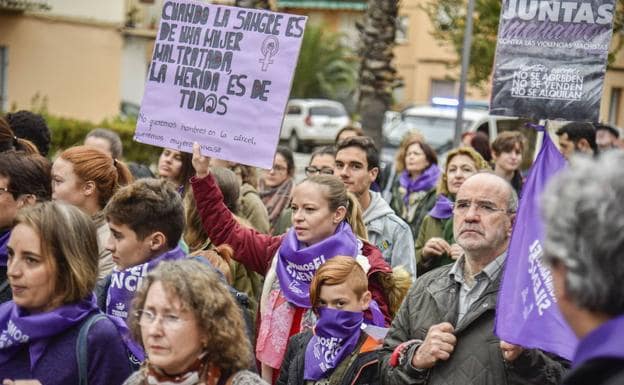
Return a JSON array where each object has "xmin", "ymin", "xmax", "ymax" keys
[
  {"xmin": 192, "ymin": 142, "xmax": 211, "ymax": 179},
  {"xmin": 422, "ymin": 237, "xmax": 452, "ymax": 259}
]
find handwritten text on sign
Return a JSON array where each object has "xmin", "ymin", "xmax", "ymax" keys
[{"xmin": 134, "ymin": 1, "xmax": 307, "ymax": 168}]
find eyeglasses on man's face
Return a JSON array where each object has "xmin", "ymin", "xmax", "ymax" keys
[
  {"xmin": 305, "ymin": 166, "xmax": 334, "ymax": 176},
  {"xmin": 453, "ymin": 199, "xmax": 513, "ymax": 216}
]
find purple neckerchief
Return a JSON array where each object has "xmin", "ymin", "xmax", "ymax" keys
[
  {"xmin": 367, "ymin": 300, "xmax": 386, "ymax": 327},
  {"xmin": 0, "ymin": 230, "xmax": 9, "ymax": 267},
  {"xmin": 276, "ymin": 222, "xmax": 358, "ymax": 308},
  {"xmin": 0, "ymin": 295, "xmax": 99, "ymax": 369},
  {"xmin": 572, "ymin": 314, "xmax": 624, "ymax": 368},
  {"xmin": 106, "ymin": 246, "xmax": 186, "ymax": 361},
  {"xmin": 304, "ymin": 307, "xmax": 363, "ymax": 380},
  {"xmin": 399, "ymin": 165, "xmax": 441, "ymax": 205},
  {"xmin": 428, "ymin": 195, "xmax": 454, "ymax": 220}
]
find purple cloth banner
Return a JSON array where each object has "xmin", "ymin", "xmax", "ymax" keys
[
  {"xmin": 495, "ymin": 129, "xmax": 577, "ymax": 360},
  {"xmin": 134, "ymin": 0, "xmax": 307, "ymax": 169}
]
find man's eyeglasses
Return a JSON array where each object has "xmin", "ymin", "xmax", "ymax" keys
[
  {"xmin": 305, "ymin": 166, "xmax": 334, "ymax": 176},
  {"xmin": 453, "ymin": 200, "xmax": 514, "ymax": 216},
  {"xmin": 135, "ymin": 309, "xmax": 189, "ymax": 330}
]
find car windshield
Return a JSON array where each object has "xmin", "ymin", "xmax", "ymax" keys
[
  {"xmin": 310, "ymin": 105, "xmax": 347, "ymax": 117},
  {"xmin": 386, "ymin": 115, "xmax": 473, "ymax": 150}
]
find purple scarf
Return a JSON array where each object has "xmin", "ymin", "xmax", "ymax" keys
[
  {"xmin": 0, "ymin": 230, "xmax": 10, "ymax": 267},
  {"xmin": 572, "ymin": 314, "xmax": 624, "ymax": 368},
  {"xmin": 0, "ymin": 296, "xmax": 99, "ymax": 369},
  {"xmin": 107, "ymin": 246, "xmax": 186, "ymax": 361},
  {"xmin": 304, "ymin": 307, "xmax": 363, "ymax": 380},
  {"xmin": 399, "ymin": 165, "xmax": 440, "ymax": 205},
  {"xmin": 428, "ymin": 195, "xmax": 454, "ymax": 220},
  {"xmin": 275, "ymin": 222, "xmax": 358, "ymax": 308}
]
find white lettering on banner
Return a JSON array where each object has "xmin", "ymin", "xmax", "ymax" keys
[
  {"xmin": 0, "ymin": 320, "xmax": 30, "ymax": 348},
  {"xmin": 110, "ymin": 264, "xmax": 149, "ymax": 292},
  {"xmin": 502, "ymin": 0, "xmax": 614, "ymax": 25},
  {"xmin": 527, "ymin": 239, "xmax": 557, "ymax": 316},
  {"xmin": 313, "ymin": 336, "xmax": 343, "ymax": 363},
  {"xmin": 285, "ymin": 255, "xmax": 326, "ymax": 282}
]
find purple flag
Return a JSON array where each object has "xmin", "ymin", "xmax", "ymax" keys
[{"xmin": 495, "ymin": 129, "xmax": 577, "ymax": 360}]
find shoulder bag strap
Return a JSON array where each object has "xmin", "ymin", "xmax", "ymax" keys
[{"xmin": 76, "ymin": 313, "xmax": 108, "ymax": 385}]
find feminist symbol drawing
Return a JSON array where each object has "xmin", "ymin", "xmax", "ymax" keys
[{"xmin": 259, "ymin": 36, "xmax": 280, "ymax": 71}]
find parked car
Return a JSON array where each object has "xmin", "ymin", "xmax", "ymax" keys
[{"xmin": 280, "ymin": 99, "xmax": 351, "ymax": 152}]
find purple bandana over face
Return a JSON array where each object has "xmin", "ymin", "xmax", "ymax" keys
[
  {"xmin": 428, "ymin": 195, "xmax": 454, "ymax": 220},
  {"xmin": 0, "ymin": 295, "xmax": 99, "ymax": 369},
  {"xmin": 106, "ymin": 246, "xmax": 186, "ymax": 361},
  {"xmin": 276, "ymin": 222, "xmax": 358, "ymax": 308},
  {"xmin": 399, "ymin": 164, "xmax": 440, "ymax": 205},
  {"xmin": 304, "ymin": 307, "xmax": 363, "ymax": 381},
  {"xmin": 0, "ymin": 230, "xmax": 10, "ymax": 267}
]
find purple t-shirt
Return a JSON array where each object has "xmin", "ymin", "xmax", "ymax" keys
[{"xmin": 0, "ymin": 315, "xmax": 131, "ymax": 385}]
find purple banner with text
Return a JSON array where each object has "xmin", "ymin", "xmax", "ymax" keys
[
  {"xmin": 495, "ymin": 130, "xmax": 577, "ymax": 360},
  {"xmin": 134, "ymin": 0, "xmax": 307, "ymax": 168},
  {"xmin": 490, "ymin": 0, "xmax": 615, "ymax": 121}
]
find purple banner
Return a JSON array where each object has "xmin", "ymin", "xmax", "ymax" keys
[
  {"xmin": 490, "ymin": 0, "xmax": 615, "ymax": 121},
  {"xmin": 495, "ymin": 130, "xmax": 577, "ymax": 360},
  {"xmin": 134, "ymin": 0, "xmax": 307, "ymax": 169}
]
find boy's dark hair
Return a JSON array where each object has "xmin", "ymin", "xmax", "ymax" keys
[
  {"xmin": 5, "ymin": 111, "xmax": 51, "ymax": 156},
  {"xmin": 105, "ymin": 178, "xmax": 184, "ymax": 249},
  {"xmin": 335, "ymin": 136, "xmax": 380, "ymax": 170},
  {"xmin": 556, "ymin": 122, "xmax": 598, "ymax": 154},
  {"xmin": 0, "ymin": 150, "xmax": 51, "ymax": 200}
]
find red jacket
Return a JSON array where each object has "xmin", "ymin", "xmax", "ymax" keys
[{"xmin": 191, "ymin": 174, "xmax": 392, "ymax": 325}]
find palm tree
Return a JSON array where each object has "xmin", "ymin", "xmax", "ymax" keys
[
  {"xmin": 356, "ymin": 0, "xmax": 402, "ymax": 146},
  {"xmin": 290, "ymin": 24, "xmax": 358, "ymax": 102}
]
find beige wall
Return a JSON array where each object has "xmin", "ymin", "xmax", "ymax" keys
[{"xmin": 0, "ymin": 13, "xmax": 122, "ymax": 121}]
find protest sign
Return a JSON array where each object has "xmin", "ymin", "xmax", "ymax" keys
[
  {"xmin": 134, "ymin": 0, "xmax": 307, "ymax": 168},
  {"xmin": 490, "ymin": 0, "xmax": 615, "ymax": 121},
  {"xmin": 495, "ymin": 129, "xmax": 577, "ymax": 360}
]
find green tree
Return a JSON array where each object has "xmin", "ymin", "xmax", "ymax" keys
[
  {"xmin": 356, "ymin": 0, "xmax": 402, "ymax": 146},
  {"xmin": 234, "ymin": 0, "xmax": 273, "ymax": 10},
  {"xmin": 290, "ymin": 24, "xmax": 358, "ymax": 101},
  {"xmin": 422, "ymin": 0, "xmax": 624, "ymax": 87}
]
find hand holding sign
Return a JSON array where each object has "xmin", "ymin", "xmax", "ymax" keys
[{"xmin": 192, "ymin": 142, "xmax": 211, "ymax": 178}]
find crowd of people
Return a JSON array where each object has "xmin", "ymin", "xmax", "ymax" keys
[{"xmin": 0, "ymin": 111, "xmax": 623, "ymax": 385}]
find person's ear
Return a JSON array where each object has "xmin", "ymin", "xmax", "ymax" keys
[
  {"xmin": 491, "ymin": 151, "xmax": 499, "ymax": 162},
  {"xmin": 333, "ymin": 206, "xmax": 347, "ymax": 224},
  {"xmin": 82, "ymin": 181, "xmax": 96, "ymax": 197},
  {"xmin": 576, "ymin": 138, "xmax": 592, "ymax": 154},
  {"xmin": 148, "ymin": 232, "xmax": 167, "ymax": 251},
  {"xmin": 359, "ymin": 290, "xmax": 372, "ymax": 311},
  {"xmin": 369, "ymin": 167, "xmax": 379, "ymax": 182},
  {"xmin": 16, "ymin": 194, "xmax": 37, "ymax": 208},
  {"xmin": 507, "ymin": 213, "xmax": 516, "ymax": 237}
]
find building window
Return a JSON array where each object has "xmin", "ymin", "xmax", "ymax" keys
[
  {"xmin": 609, "ymin": 87, "xmax": 621, "ymax": 126},
  {"xmin": 395, "ymin": 15, "xmax": 409, "ymax": 44},
  {"xmin": 430, "ymin": 79, "xmax": 456, "ymax": 100},
  {"xmin": 0, "ymin": 47, "xmax": 7, "ymax": 112}
]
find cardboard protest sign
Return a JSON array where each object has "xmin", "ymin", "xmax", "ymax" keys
[
  {"xmin": 495, "ymin": 129, "xmax": 577, "ymax": 360},
  {"xmin": 490, "ymin": 0, "xmax": 615, "ymax": 121},
  {"xmin": 134, "ymin": 0, "xmax": 307, "ymax": 168}
]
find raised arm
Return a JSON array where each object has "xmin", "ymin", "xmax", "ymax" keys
[{"xmin": 191, "ymin": 143, "xmax": 283, "ymax": 275}]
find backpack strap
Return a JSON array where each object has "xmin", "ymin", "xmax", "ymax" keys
[{"xmin": 76, "ymin": 313, "xmax": 108, "ymax": 385}]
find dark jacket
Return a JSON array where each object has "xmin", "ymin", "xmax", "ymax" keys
[
  {"xmin": 388, "ymin": 179, "xmax": 437, "ymax": 243},
  {"xmin": 380, "ymin": 264, "xmax": 567, "ymax": 385},
  {"xmin": 563, "ymin": 358, "xmax": 624, "ymax": 385},
  {"xmin": 278, "ymin": 330, "xmax": 381, "ymax": 385}
]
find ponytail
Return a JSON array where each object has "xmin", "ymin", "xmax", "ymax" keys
[
  {"xmin": 345, "ymin": 192, "xmax": 368, "ymax": 240},
  {"xmin": 113, "ymin": 159, "xmax": 133, "ymax": 187},
  {"xmin": 0, "ymin": 116, "xmax": 39, "ymax": 155}
]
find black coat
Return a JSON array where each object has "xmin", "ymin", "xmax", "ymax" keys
[
  {"xmin": 563, "ymin": 358, "xmax": 624, "ymax": 385},
  {"xmin": 278, "ymin": 331, "xmax": 382, "ymax": 385}
]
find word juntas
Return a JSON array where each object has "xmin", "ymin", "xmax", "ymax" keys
[{"xmin": 502, "ymin": 0, "xmax": 613, "ymax": 24}]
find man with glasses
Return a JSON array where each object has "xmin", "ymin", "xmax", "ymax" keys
[
  {"xmin": 0, "ymin": 150, "xmax": 52, "ymax": 304},
  {"xmin": 335, "ymin": 136, "xmax": 416, "ymax": 279},
  {"xmin": 381, "ymin": 172, "xmax": 566, "ymax": 385}
]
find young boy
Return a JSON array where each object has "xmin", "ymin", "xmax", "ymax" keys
[
  {"xmin": 96, "ymin": 178, "xmax": 186, "ymax": 362},
  {"xmin": 277, "ymin": 256, "xmax": 387, "ymax": 385}
]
